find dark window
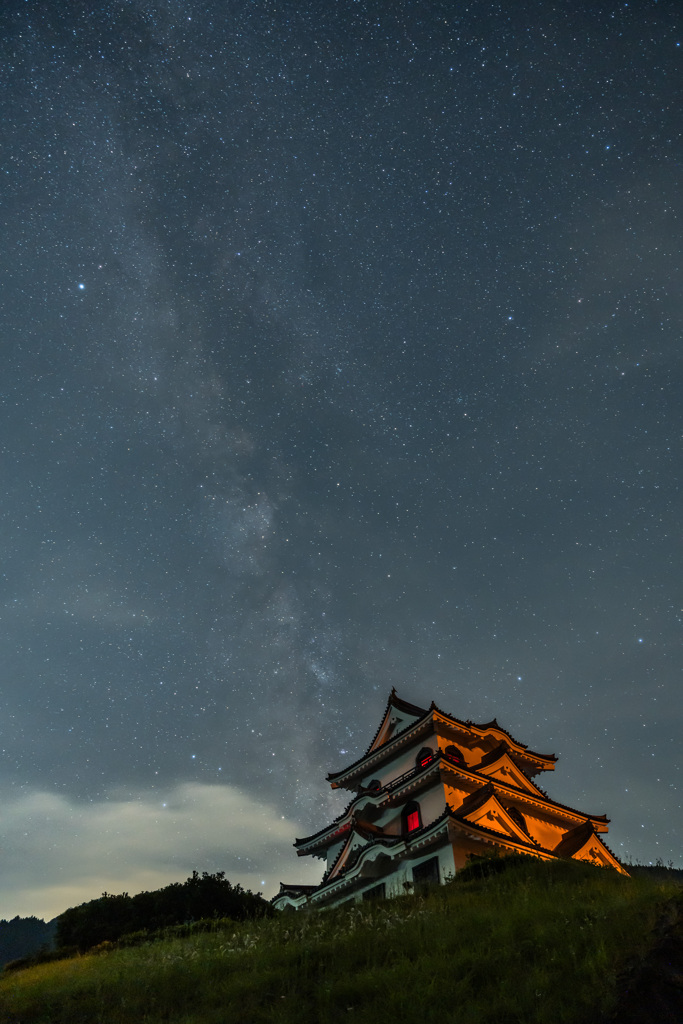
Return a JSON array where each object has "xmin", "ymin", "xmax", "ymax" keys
[
  {"xmin": 362, "ymin": 882, "xmax": 386, "ymax": 901},
  {"xmin": 507, "ymin": 806, "xmax": 528, "ymax": 834},
  {"xmin": 444, "ymin": 744, "xmax": 465, "ymax": 765},
  {"xmin": 402, "ymin": 800, "xmax": 422, "ymax": 833},
  {"xmin": 416, "ymin": 746, "xmax": 434, "ymax": 769},
  {"xmin": 412, "ymin": 857, "xmax": 440, "ymax": 886}
]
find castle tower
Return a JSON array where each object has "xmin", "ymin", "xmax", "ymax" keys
[{"xmin": 272, "ymin": 690, "xmax": 627, "ymax": 909}]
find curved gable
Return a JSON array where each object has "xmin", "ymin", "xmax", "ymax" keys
[
  {"xmin": 554, "ymin": 822, "xmax": 628, "ymax": 874},
  {"xmin": 474, "ymin": 747, "xmax": 547, "ymax": 797},
  {"xmin": 327, "ymin": 694, "xmax": 431, "ymax": 789},
  {"xmin": 368, "ymin": 690, "xmax": 427, "ymax": 753},
  {"xmin": 455, "ymin": 786, "xmax": 536, "ymax": 845}
]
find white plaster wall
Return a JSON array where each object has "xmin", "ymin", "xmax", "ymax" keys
[
  {"xmin": 355, "ymin": 863, "xmax": 410, "ymax": 902},
  {"xmin": 348, "ymin": 840, "xmax": 456, "ymax": 904},
  {"xmin": 418, "ymin": 782, "xmax": 446, "ymax": 824},
  {"xmin": 439, "ymin": 844, "xmax": 456, "ymax": 880},
  {"xmin": 409, "ymin": 845, "xmax": 456, "ymax": 884},
  {"xmin": 369, "ymin": 779, "xmax": 446, "ymax": 835},
  {"xmin": 359, "ymin": 735, "xmax": 438, "ymax": 789},
  {"xmin": 376, "ymin": 808, "xmax": 403, "ymax": 835}
]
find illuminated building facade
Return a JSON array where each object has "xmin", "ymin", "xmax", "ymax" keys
[{"xmin": 273, "ymin": 690, "xmax": 626, "ymax": 910}]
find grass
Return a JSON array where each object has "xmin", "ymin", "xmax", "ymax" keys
[{"xmin": 0, "ymin": 857, "xmax": 680, "ymax": 1024}]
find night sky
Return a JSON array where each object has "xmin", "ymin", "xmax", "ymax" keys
[{"xmin": 1, "ymin": 1, "xmax": 681, "ymax": 920}]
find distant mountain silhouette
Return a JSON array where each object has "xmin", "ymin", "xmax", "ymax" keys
[{"xmin": 0, "ymin": 916, "xmax": 57, "ymax": 968}]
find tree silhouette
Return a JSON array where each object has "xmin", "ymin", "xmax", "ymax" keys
[{"xmin": 55, "ymin": 871, "xmax": 272, "ymax": 951}]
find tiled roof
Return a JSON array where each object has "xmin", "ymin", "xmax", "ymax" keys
[
  {"xmin": 319, "ymin": 810, "xmax": 451, "ymax": 890},
  {"xmin": 326, "ymin": 691, "xmax": 558, "ymax": 788},
  {"xmin": 299, "ymin": 747, "xmax": 608, "ymax": 855},
  {"xmin": 295, "ymin": 812, "xmax": 353, "ymax": 852},
  {"xmin": 275, "ymin": 883, "xmax": 318, "ymax": 896},
  {"xmin": 431, "ymin": 703, "xmax": 558, "ymax": 765},
  {"xmin": 326, "ymin": 694, "xmax": 430, "ymax": 783},
  {"xmin": 456, "ymin": 782, "xmax": 496, "ymax": 816},
  {"xmin": 553, "ymin": 821, "xmax": 596, "ymax": 857},
  {"xmin": 447, "ymin": 811, "xmax": 553, "ymax": 855}
]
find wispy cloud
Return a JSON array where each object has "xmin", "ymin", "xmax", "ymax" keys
[{"xmin": 0, "ymin": 783, "xmax": 321, "ymax": 921}]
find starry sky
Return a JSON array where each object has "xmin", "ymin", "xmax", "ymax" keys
[{"xmin": 1, "ymin": 0, "xmax": 681, "ymax": 920}]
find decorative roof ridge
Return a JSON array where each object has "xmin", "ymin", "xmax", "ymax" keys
[
  {"xmin": 595, "ymin": 833, "xmax": 629, "ymax": 873},
  {"xmin": 327, "ymin": 695, "xmax": 431, "ymax": 783},
  {"xmin": 354, "ymin": 817, "xmax": 391, "ymax": 840},
  {"xmin": 539, "ymin": 797, "xmax": 608, "ymax": 826},
  {"xmin": 363, "ymin": 688, "xmax": 428, "ymax": 754},
  {"xmin": 390, "ymin": 688, "xmax": 430, "ymax": 718},
  {"xmin": 437, "ymin": 759, "xmax": 609, "ymax": 824},
  {"xmin": 432, "ymin": 703, "xmax": 558, "ymax": 764},
  {"xmin": 295, "ymin": 817, "xmax": 352, "ymax": 852},
  {"xmin": 324, "ymin": 816, "xmax": 405, "ymax": 883},
  {"xmin": 323, "ymin": 823, "xmax": 356, "ymax": 881},
  {"xmin": 447, "ymin": 809, "xmax": 550, "ymax": 854},
  {"xmin": 295, "ymin": 783, "xmax": 381, "ymax": 849},
  {"xmin": 552, "ymin": 820, "xmax": 596, "ymax": 857},
  {"xmin": 455, "ymin": 781, "xmax": 497, "ymax": 816},
  {"xmin": 471, "ymin": 742, "xmax": 511, "ymax": 770},
  {"xmin": 272, "ymin": 882, "xmax": 319, "ymax": 900},
  {"xmin": 327, "ymin": 692, "xmax": 557, "ymax": 788}
]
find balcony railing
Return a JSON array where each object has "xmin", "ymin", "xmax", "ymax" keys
[{"xmin": 383, "ymin": 751, "xmax": 463, "ymax": 793}]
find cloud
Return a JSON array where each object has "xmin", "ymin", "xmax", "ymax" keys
[{"xmin": 0, "ymin": 783, "xmax": 322, "ymax": 921}]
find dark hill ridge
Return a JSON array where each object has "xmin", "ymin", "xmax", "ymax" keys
[
  {"xmin": 0, "ymin": 871, "xmax": 271, "ymax": 972},
  {"xmin": 1, "ymin": 858, "xmax": 681, "ymax": 1024}
]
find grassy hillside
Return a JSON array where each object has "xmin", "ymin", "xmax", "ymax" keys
[{"xmin": 0, "ymin": 857, "xmax": 680, "ymax": 1024}]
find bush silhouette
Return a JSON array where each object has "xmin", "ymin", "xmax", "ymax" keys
[{"xmin": 56, "ymin": 871, "xmax": 273, "ymax": 952}]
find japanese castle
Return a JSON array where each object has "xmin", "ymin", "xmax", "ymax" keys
[{"xmin": 273, "ymin": 690, "xmax": 626, "ymax": 910}]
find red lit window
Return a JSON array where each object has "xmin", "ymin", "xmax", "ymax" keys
[
  {"xmin": 403, "ymin": 800, "xmax": 422, "ymax": 833},
  {"xmin": 416, "ymin": 747, "xmax": 434, "ymax": 769}
]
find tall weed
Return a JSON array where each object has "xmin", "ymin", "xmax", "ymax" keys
[{"xmin": 0, "ymin": 858, "xmax": 678, "ymax": 1024}]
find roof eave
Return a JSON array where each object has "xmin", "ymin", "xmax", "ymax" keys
[{"xmin": 326, "ymin": 709, "xmax": 433, "ymax": 787}]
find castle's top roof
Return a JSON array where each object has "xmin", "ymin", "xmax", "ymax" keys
[{"xmin": 326, "ymin": 689, "xmax": 557, "ymax": 788}]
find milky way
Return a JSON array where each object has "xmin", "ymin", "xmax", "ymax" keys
[{"xmin": 1, "ymin": 0, "xmax": 681, "ymax": 918}]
